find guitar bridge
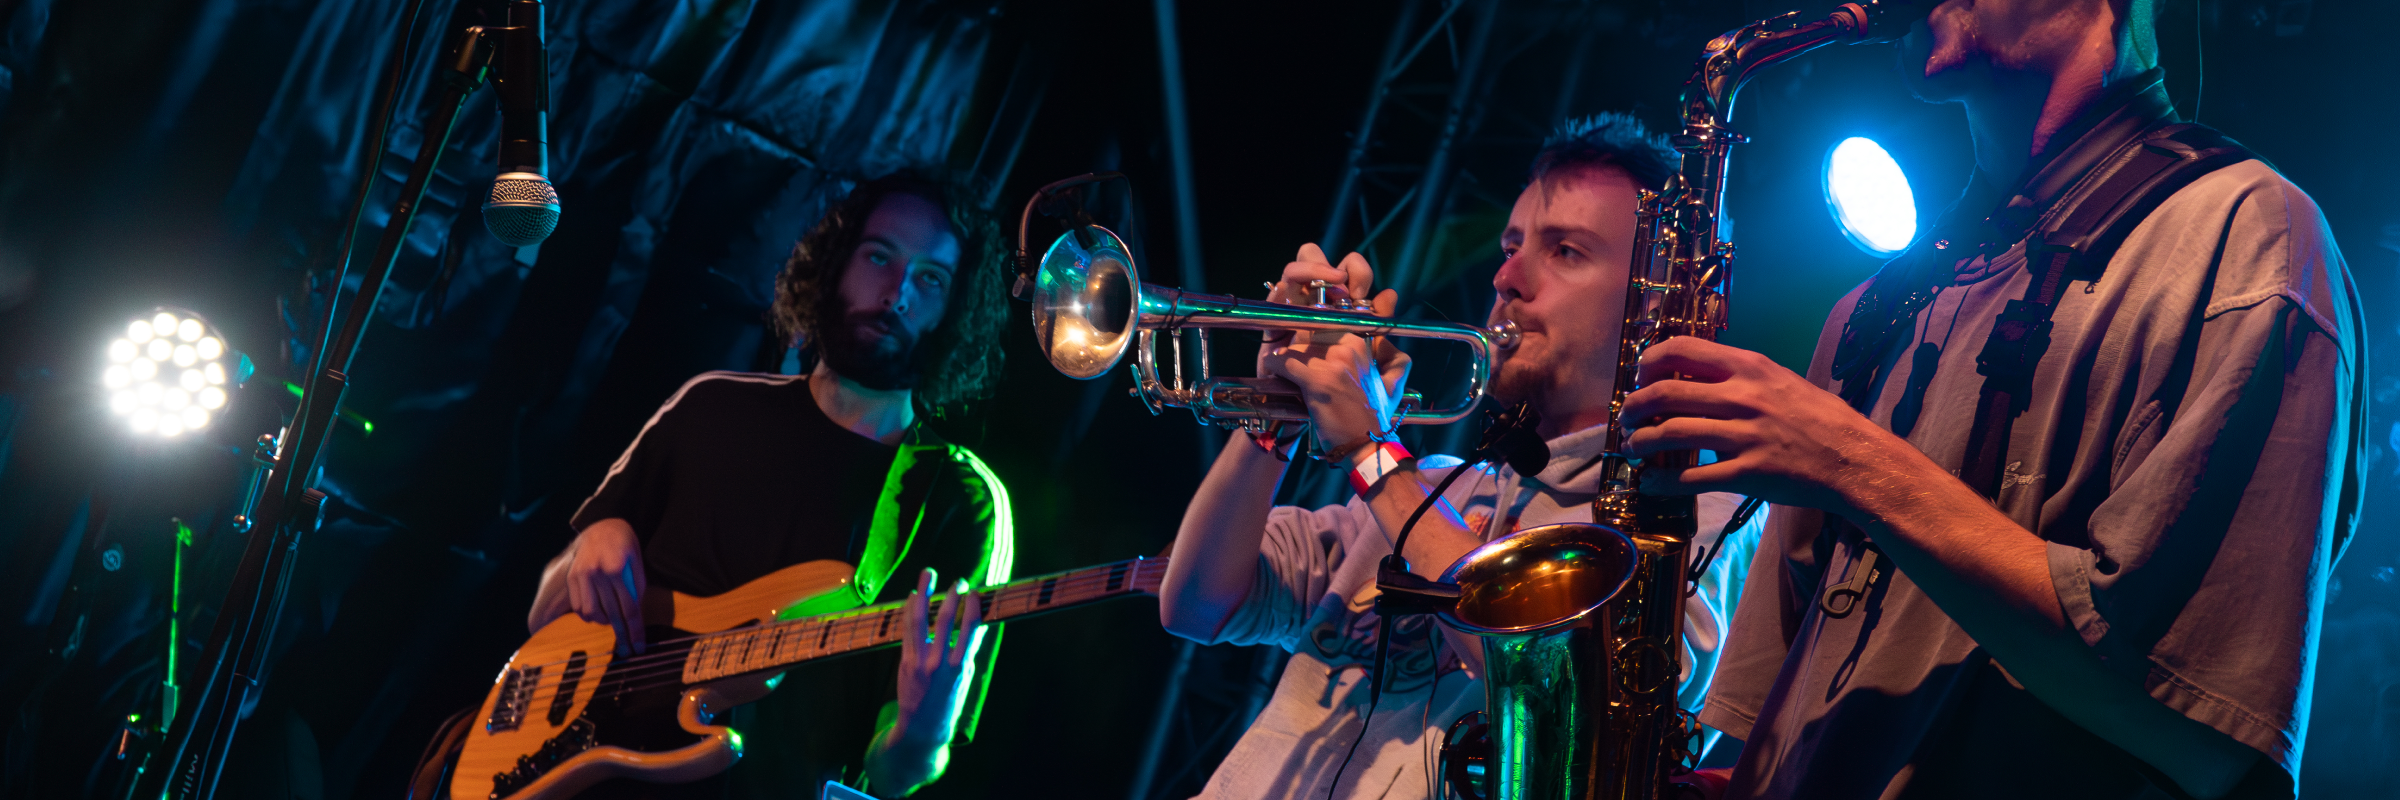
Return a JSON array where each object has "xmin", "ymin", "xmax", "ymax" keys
[{"xmin": 486, "ymin": 665, "xmax": 542, "ymax": 733}]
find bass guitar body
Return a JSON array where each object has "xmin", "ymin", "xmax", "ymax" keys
[{"xmin": 450, "ymin": 560, "xmax": 858, "ymax": 800}]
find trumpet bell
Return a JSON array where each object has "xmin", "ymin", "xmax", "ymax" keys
[
  {"xmin": 1031, "ymin": 225, "xmax": 1140, "ymax": 379},
  {"xmin": 1437, "ymin": 523, "xmax": 1638, "ymax": 636}
]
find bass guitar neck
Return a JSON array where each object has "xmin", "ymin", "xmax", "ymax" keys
[
  {"xmin": 679, "ymin": 556, "xmax": 1167, "ymax": 683},
  {"xmin": 456, "ymin": 555, "xmax": 1166, "ymax": 800}
]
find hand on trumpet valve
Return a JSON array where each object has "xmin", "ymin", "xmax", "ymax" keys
[{"xmin": 1259, "ymin": 243, "xmax": 1412, "ymax": 456}]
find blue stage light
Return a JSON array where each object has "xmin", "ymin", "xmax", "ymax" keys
[{"xmin": 1823, "ymin": 137, "xmax": 1917, "ymax": 257}]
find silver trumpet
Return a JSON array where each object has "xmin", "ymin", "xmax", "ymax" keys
[{"xmin": 1027, "ymin": 223, "xmax": 1518, "ymax": 430}]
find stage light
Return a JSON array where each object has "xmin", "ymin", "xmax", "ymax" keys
[
  {"xmin": 1823, "ymin": 137, "xmax": 1918, "ymax": 257},
  {"xmin": 107, "ymin": 308, "xmax": 237, "ymax": 438}
]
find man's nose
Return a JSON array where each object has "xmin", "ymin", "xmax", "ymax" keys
[
  {"xmin": 1492, "ymin": 254, "xmax": 1530, "ymax": 301},
  {"xmin": 875, "ymin": 270, "xmax": 908, "ymax": 315}
]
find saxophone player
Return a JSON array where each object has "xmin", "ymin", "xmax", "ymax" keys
[
  {"xmin": 1628, "ymin": 2, "xmax": 2363, "ymax": 798},
  {"xmin": 1158, "ymin": 113, "xmax": 1764, "ymax": 799}
]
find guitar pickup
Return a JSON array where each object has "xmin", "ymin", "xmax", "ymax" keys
[{"xmin": 547, "ymin": 652, "xmax": 588, "ymax": 726}]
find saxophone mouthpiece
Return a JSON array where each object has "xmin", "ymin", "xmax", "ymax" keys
[{"xmin": 1839, "ymin": 0, "xmax": 1933, "ymax": 44}]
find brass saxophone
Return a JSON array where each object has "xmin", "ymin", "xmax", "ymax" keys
[{"xmin": 1435, "ymin": 4, "xmax": 1922, "ymax": 799}]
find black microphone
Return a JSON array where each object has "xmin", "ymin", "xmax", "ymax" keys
[{"xmin": 483, "ymin": 0, "xmax": 559, "ymax": 247}]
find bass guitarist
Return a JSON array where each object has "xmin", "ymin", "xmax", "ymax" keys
[{"xmin": 524, "ymin": 173, "xmax": 1017, "ymax": 799}]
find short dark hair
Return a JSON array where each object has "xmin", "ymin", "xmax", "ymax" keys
[
  {"xmin": 771, "ymin": 172, "xmax": 1007, "ymax": 414},
  {"xmin": 1528, "ymin": 112, "xmax": 1679, "ymax": 191}
]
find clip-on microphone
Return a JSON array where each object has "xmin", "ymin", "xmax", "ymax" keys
[
  {"xmin": 1368, "ymin": 401, "xmax": 1548, "ymax": 705},
  {"xmin": 1011, "ymin": 171, "xmax": 1126, "ymax": 301},
  {"xmin": 1325, "ymin": 402, "xmax": 1548, "ymax": 799}
]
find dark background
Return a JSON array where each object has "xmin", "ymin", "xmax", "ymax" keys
[{"xmin": 0, "ymin": 0, "xmax": 2391, "ymax": 798}]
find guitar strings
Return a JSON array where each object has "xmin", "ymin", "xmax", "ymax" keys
[
  {"xmin": 498, "ymin": 563, "xmax": 1153, "ymax": 681},
  {"xmin": 487, "ymin": 567, "xmax": 1156, "ymax": 712},
  {"xmin": 496, "ymin": 561, "xmax": 1150, "ymax": 678},
  {"xmin": 527, "ymin": 569, "xmax": 1139, "ymax": 710},
  {"xmin": 579, "ymin": 570, "xmax": 1153, "ymax": 698},
  {"xmin": 575, "ymin": 569, "xmax": 1126, "ymax": 683}
]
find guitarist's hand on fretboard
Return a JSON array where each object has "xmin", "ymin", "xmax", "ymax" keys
[{"xmin": 867, "ymin": 567, "xmax": 989, "ymax": 794}]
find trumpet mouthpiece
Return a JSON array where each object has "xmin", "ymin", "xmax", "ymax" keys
[{"xmin": 1490, "ymin": 319, "xmax": 1522, "ymax": 350}]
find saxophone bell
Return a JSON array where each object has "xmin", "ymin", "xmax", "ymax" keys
[
  {"xmin": 1437, "ymin": 3, "xmax": 1932, "ymax": 799},
  {"xmin": 1432, "ymin": 523, "xmax": 1640, "ymax": 800}
]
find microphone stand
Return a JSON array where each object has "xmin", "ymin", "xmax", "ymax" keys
[{"xmin": 131, "ymin": 15, "xmax": 527, "ymax": 799}]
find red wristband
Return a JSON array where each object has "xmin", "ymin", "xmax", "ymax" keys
[{"xmin": 1347, "ymin": 441, "xmax": 1413, "ymax": 494}]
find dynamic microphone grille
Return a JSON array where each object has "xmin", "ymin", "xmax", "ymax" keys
[{"xmin": 484, "ymin": 173, "xmax": 561, "ymax": 248}]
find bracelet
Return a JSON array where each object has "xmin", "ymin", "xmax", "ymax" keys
[
  {"xmin": 1248, "ymin": 421, "xmax": 1302, "ymax": 462},
  {"xmin": 1315, "ymin": 430, "xmax": 1388, "ymax": 465},
  {"xmin": 1347, "ymin": 441, "xmax": 1414, "ymax": 494}
]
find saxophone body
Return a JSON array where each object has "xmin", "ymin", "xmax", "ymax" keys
[{"xmin": 1437, "ymin": 4, "xmax": 1920, "ymax": 799}]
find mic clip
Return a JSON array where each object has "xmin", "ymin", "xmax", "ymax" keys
[
  {"xmin": 1373, "ymin": 555, "xmax": 1460, "ymax": 618},
  {"xmin": 1473, "ymin": 402, "xmax": 1551, "ymax": 478}
]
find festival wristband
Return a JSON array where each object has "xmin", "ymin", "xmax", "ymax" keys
[{"xmin": 1347, "ymin": 440, "xmax": 1413, "ymax": 494}]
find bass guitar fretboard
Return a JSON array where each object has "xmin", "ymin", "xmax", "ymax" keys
[{"xmin": 680, "ymin": 556, "xmax": 1165, "ymax": 683}]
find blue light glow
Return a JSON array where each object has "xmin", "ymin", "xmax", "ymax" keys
[{"xmin": 1823, "ymin": 137, "xmax": 1918, "ymax": 257}]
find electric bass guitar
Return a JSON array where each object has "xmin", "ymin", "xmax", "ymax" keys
[{"xmin": 451, "ymin": 556, "xmax": 1167, "ymax": 800}]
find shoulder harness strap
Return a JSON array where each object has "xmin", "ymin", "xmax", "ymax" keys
[{"xmin": 1957, "ymin": 123, "xmax": 2264, "ymax": 497}]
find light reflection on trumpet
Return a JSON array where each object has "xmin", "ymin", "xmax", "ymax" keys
[{"xmin": 1027, "ymin": 223, "xmax": 1517, "ymax": 430}]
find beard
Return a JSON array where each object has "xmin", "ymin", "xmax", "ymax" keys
[
  {"xmin": 1489, "ymin": 344, "xmax": 1556, "ymax": 408},
  {"xmin": 817, "ymin": 308, "xmax": 924, "ymax": 391}
]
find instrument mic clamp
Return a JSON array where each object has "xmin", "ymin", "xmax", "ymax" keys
[
  {"xmin": 1473, "ymin": 401, "xmax": 1550, "ymax": 478},
  {"xmin": 1011, "ymin": 171, "xmax": 1126, "ymax": 301}
]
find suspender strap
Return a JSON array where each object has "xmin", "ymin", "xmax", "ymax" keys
[{"xmin": 1959, "ymin": 123, "xmax": 2263, "ymax": 497}]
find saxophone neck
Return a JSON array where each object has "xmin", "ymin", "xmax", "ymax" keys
[{"xmin": 1679, "ymin": 1, "xmax": 1911, "ymax": 136}]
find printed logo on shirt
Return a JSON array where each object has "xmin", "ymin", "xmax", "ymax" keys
[
  {"xmin": 2001, "ymin": 460, "xmax": 2045, "ymax": 491},
  {"xmin": 1306, "ymin": 588, "xmax": 1454, "ymax": 700}
]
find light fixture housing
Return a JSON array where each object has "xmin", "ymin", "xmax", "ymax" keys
[
  {"xmin": 1822, "ymin": 136, "xmax": 1919, "ymax": 258},
  {"xmin": 106, "ymin": 308, "xmax": 239, "ymax": 438}
]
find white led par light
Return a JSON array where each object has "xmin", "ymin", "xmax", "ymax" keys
[
  {"xmin": 1823, "ymin": 136, "xmax": 1919, "ymax": 258},
  {"xmin": 104, "ymin": 308, "xmax": 245, "ymax": 438}
]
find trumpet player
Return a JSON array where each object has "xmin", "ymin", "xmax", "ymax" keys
[
  {"xmin": 1629, "ymin": 1, "xmax": 2364, "ymax": 799},
  {"xmin": 1158, "ymin": 113, "xmax": 1763, "ymax": 799}
]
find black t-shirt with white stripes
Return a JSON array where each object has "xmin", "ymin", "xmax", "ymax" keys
[{"xmin": 569, "ymin": 371, "xmax": 1003, "ymax": 797}]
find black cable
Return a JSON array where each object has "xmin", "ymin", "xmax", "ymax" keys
[
  {"xmin": 2192, "ymin": 0, "xmax": 2204, "ymax": 124},
  {"xmin": 1326, "ymin": 456, "xmax": 1484, "ymax": 800}
]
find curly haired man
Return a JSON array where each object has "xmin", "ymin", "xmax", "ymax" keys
[{"xmin": 527, "ymin": 173, "xmax": 1017, "ymax": 798}]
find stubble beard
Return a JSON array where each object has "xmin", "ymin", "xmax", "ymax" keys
[{"xmin": 1489, "ymin": 344, "xmax": 1556, "ymax": 411}]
